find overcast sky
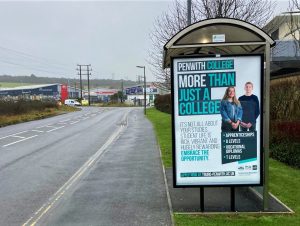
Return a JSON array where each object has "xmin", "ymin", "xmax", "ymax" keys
[{"xmin": 0, "ymin": 0, "xmax": 290, "ymax": 82}]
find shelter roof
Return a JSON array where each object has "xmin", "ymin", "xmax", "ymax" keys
[{"xmin": 163, "ymin": 18, "xmax": 275, "ymax": 68}]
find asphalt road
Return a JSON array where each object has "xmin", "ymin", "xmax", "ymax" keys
[{"xmin": 0, "ymin": 107, "xmax": 171, "ymax": 226}]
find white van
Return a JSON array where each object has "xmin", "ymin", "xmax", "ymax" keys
[{"xmin": 64, "ymin": 99, "xmax": 81, "ymax": 106}]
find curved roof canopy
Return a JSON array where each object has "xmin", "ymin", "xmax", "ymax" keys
[{"xmin": 163, "ymin": 18, "xmax": 275, "ymax": 68}]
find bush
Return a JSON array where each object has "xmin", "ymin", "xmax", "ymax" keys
[
  {"xmin": 0, "ymin": 99, "xmax": 58, "ymax": 115},
  {"xmin": 154, "ymin": 94, "xmax": 172, "ymax": 114},
  {"xmin": 270, "ymin": 76, "xmax": 300, "ymax": 121},
  {"xmin": 270, "ymin": 139, "xmax": 300, "ymax": 169},
  {"xmin": 270, "ymin": 76, "xmax": 300, "ymax": 168},
  {"xmin": 271, "ymin": 121, "xmax": 300, "ymax": 142},
  {"xmin": 270, "ymin": 121, "xmax": 300, "ymax": 168}
]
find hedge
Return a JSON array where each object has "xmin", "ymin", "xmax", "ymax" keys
[
  {"xmin": 270, "ymin": 139, "xmax": 300, "ymax": 168},
  {"xmin": 154, "ymin": 94, "xmax": 172, "ymax": 114},
  {"xmin": 270, "ymin": 76, "xmax": 300, "ymax": 121},
  {"xmin": 0, "ymin": 100, "xmax": 58, "ymax": 115},
  {"xmin": 269, "ymin": 76, "xmax": 300, "ymax": 168}
]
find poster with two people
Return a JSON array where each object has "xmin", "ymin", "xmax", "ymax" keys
[{"xmin": 172, "ymin": 55, "xmax": 263, "ymax": 186}]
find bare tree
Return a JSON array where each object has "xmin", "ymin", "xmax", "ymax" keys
[
  {"xmin": 290, "ymin": 0, "xmax": 300, "ymax": 9},
  {"xmin": 287, "ymin": 0, "xmax": 300, "ymax": 57},
  {"xmin": 149, "ymin": 0, "xmax": 276, "ymax": 90}
]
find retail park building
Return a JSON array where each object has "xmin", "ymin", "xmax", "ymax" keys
[{"xmin": 0, "ymin": 82, "xmax": 163, "ymax": 106}]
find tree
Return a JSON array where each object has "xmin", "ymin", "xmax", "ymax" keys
[
  {"xmin": 148, "ymin": 0, "xmax": 276, "ymax": 90},
  {"xmin": 287, "ymin": 0, "xmax": 300, "ymax": 57},
  {"xmin": 290, "ymin": 0, "xmax": 300, "ymax": 9}
]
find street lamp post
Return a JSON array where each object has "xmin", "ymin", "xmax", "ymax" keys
[{"xmin": 136, "ymin": 66, "xmax": 146, "ymax": 115}]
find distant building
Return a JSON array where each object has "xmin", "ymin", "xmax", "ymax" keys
[
  {"xmin": 264, "ymin": 12, "xmax": 300, "ymax": 76},
  {"xmin": 0, "ymin": 84, "xmax": 80, "ymax": 101},
  {"xmin": 83, "ymin": 88, "xmax": 118, "ymax": 103},
  {"xmin": 124, "ymin": 83, "xmax": 160, "ymax": 106}
]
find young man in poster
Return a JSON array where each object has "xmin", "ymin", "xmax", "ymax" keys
[{"xmin": 238, "ymin": 82, "xmax": 260, "ymax": 131}]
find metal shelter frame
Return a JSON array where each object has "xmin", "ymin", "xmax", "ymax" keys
[{"xmin": 163, "ymin": 18, "xmax": 275, "ymax": 211}]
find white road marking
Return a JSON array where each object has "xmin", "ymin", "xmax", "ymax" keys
[
  {"xmin": 3, "ymin": 135, "xmax": 38, "ymax": 147},
  {"xmin": 59, "ymin": 119, "xmax": 71, "ymax": 122},
  {"xmin": 46, "ymin": 126, "xmax": 65, "ymax": 133},
  {"xmin": 22, "ymin": 111, "xmax": 130, "ymax": 226},
  {"xmin": 56, "ymin": 122, "xmax": 67, "ymax": 125},
  {"xmin": 31, "ymin": 130, "xmax": 44, "ymax": 133},
  {"xmin": 11, "ymin": 135, "xmax": 26, "ymax": 139},
  {"xmin": 36, "ymin": 125, "xmax": 47, "ymax": 129},
  {"xmin": 70, "ymin": 121, "xmax": 80, "ymax": 125},
  {"xmin": 0, "ymin": 131, "xmax": 28, "ymax": 140}
]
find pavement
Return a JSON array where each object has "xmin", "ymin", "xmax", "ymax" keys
[
  {"xmin": 165, "ymin": 169, "xmax": 293, "ymax": 213},
  {"xmin": 37, "ymin": 109, "xmax": 172, "ymax": 226}
]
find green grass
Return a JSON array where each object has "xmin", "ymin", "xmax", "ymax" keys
[
  {"xmin": 146, "ymin": 108, "xmax": 300, "ymax": 226},
  {"xmin": 0, "ymin": 82, "xmax": 34, "ymax": 88},
  {"xmin": 146, "ymin": 108, "xmax": 172, "ymax": 168}
]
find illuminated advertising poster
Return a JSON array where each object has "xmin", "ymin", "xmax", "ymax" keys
[{"xmin": 172, "ymin": 55, "xmax": 263, "ymax": 186}]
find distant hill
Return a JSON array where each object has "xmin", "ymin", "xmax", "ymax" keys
[{"xmin": 0, "ymin": 75, "xmax": 137, "ymax": 89}]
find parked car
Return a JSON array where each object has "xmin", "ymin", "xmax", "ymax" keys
[{"xmin": 64, "ymin": 99, "xmax": 81, "ymax": 106}]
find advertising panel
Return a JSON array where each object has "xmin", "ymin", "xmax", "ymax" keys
[
  {"xmin": 61, "ymin": 84, "xmax": 68, "ymax": 103},
  {"xmin": 172, "ymin": 55, "xmax": 263, "ymax": 186}
]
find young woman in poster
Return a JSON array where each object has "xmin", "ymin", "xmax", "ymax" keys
[{"xmin": 220, "ymin": 87, "xmax": 243, "ymax": 132}]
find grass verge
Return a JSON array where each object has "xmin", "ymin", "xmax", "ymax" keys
[
  {"xmin": 0, "ymin": 105, "xmax": 78, "ymax": 127},
  {"xmin": 146, "ymin": 108, "xmax": 172, "ymax": 168},
  {"xmin": 146, "ymin": 108, "xmax": 300, "ymax": 226}
]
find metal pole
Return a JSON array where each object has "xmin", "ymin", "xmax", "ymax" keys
[
  {"xmin": 200, "ymin": 187, "xmax": 204, "ymax": 212},
  {"xmin": 263, "ymin": 43, "xmax": 271, "ymax": 211},
  {"xmin": 74, "ymin": 79, "xmax": 77, "ymax": 99},
  {"xmin": 136, "ymin": 66, "xmax": 146, "ymax": 115},
  {"xmin": 67, "ymin": 79, "xmax": 70, "ymax": 98},
  {"xmin": 187, "ymin": 0, "xmax": 192, "ymax": 25},
  {"xmin": 79, "ymin": 65, "xmax": 83, "ymax": 100},
  {"xmin": 121, "ymin": 79, "xmax": 124, "ymax": 103},
  {"xmin": 87, "ymin": 65, "xmax": 91, "ymax": 106},
  {"xmin": 143, "ymin": 66, "xmax": 146, "ymax": 115},
  {"xmin": 231, "ymin": 187, "xmax": 235, "ymax": 211}
]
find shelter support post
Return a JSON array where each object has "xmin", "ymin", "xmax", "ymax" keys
[
  {"xmin": 263, "ymin": 43, "xmax": 271, "ymax": 211},
  {"xmin": 200, "ymin": 187, "xmax": 204, "ymax": 212},
  {"xmin": 231, "ymin": 187, "xmax": 235, "ymax": 211}
]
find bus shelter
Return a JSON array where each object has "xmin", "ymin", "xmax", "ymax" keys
[{"xmin": 163, "ymin": 18, "xmax": 275, "ymax": 211}]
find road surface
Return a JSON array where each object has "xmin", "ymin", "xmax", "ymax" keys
[{"xmin": 0, "ymin": 107, "xmax": 171, "ymax": 226}]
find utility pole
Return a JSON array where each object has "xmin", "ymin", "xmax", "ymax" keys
[
  {"xmin": 74, "ymin": 79, "xmax": 77, "ymax": 99},
  {"xmin": 136, "ymin": 66, "xmax": 146, "ymax": 115},
  {"xmin": 77, "ymin": 64, "xmax": 92, "ymax": 105},
  {"xmin": 136, "ymin": 75, "xmax": 142, "ymax": 84},
  {"xmin": 76, "ymin": 65, "xmax": 83, "ymax": 100},
  {"xmin": 121, "ymin": 79, "xmax": 124, "ymax": 103},
  {"xmin": 187, "ymin": 0, "xmax": 192, "ymax": 25},
  {"xmin": 87, "ymin": 65, "xmax": 91, "ymax": 106}
]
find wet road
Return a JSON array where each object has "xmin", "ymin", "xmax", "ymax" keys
[{"xmin": 0, "ymin": 107, "xmax": 171, "ymax": 226}]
